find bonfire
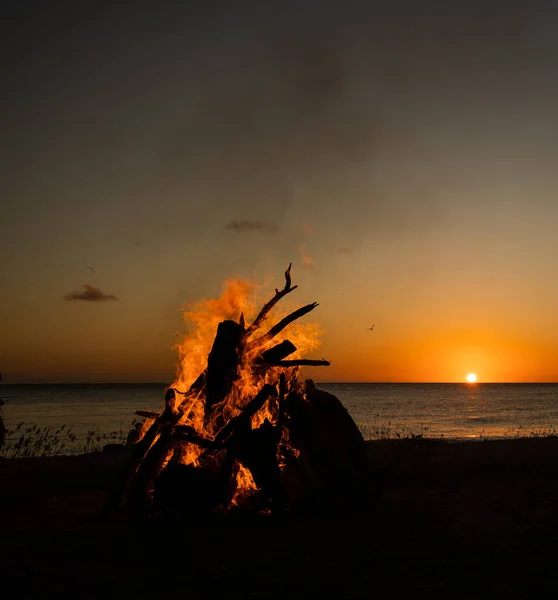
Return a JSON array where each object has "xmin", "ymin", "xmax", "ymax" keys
[{"xmin": 106, "ymin": 265, "xmax": 376, "ymax": 517}]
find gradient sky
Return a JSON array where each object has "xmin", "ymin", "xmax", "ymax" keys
[{"xmin": 2, "ymin": 0, "xmax": 558, "ymax": 383}]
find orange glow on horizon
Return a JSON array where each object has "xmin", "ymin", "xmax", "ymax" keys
[{"xmin": 4, "ymin": 263, "xmax": 558, "ymax": 384}]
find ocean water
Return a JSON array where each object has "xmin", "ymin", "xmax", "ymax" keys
[{"xmin": 1, "ymin": 383, "xmax": 558, "ymax": 453}]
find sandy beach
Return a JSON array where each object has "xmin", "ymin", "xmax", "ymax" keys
[{"xmin": 2, "ymin": 437, "xmax": 558, "ymax": 599}]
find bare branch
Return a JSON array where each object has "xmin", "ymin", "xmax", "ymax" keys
[
  {"xmin": 245, "ymin": 263, "xmax": 298, "ymax": 336},
  {"xmin": 248, "ymin": 302, "xmax": 319, "ymax": 349}
]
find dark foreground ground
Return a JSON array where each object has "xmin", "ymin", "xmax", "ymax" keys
[{"xmin": 2, "ymin": 437, "xmax": 558, "ymax": 599}]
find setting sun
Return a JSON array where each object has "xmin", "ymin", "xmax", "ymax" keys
[{"xmin": 466, "ymin": 373, "xmax": 477, "ymax": 383}]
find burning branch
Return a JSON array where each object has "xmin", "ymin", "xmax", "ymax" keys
[
  {"xmin": 248, "ymin": 302, "xmax": 319, "ymax": 350},
  {"xmin": 255, "ymin": 340, "xmax": 297, "ymax": 364},
  {"xmin": 245, "ymin": 263, "xmax": 298, "ymax": 336},
  {"xmin": 211, "ymin": 384, "xmax": 277, "ymax": 447}
]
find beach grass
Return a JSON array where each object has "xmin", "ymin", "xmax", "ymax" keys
[
  {"xmin": 359, "ymin": 414, "xmax": 431, "ymax": 440},
  {"xmin": 2, "ymin": 416, "xmax": 557, "ymax": 458},
  {"xmin": 0, "ymin": 420, "xmax": 134, "ymax": 458}
]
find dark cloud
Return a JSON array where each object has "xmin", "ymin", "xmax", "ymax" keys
[
  {"xmin": 225, "ymin": 220, "xmax": 280, "ymax": 233},
  {"xmin": 64, "ymin": 284, "xmax": 119, "ymax": 302},
  {"xmin": 338, "ymin": 247, "xmax": 352, "ymax": 253}
]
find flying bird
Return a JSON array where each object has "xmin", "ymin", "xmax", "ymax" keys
[
  {"xmin": 367, "ymin": 325, "xmax": 375, "ymax": 331},
  {"xmin": 85, "ymin": 266, "xmax": 94, "ymax": 275}
]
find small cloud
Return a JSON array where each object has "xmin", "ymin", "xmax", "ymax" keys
[
  {"xmin": 64, "ymin": 284, "xmax": 119, "ymax": 302},
  {"xmin": 225, "ymin": 220, "xmax": 279, "ymax": 233},
  {"xmin": 298, "ymin": 246, "xmax": 313, "ymax": 269},
  {"xmin": 303, "ymin": 221, "xmax": 314, "ymax": 235},
  {"xmin": 338, "ymin": 247, "xmax": 351, "ymax": 254}
]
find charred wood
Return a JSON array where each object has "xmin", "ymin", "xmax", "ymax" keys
[{"xmin": 204, "ymin": 320, "xmax": 245, "ymax": 418}]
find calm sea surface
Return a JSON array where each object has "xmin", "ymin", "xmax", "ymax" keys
[{"xmin": 2, "ymin": 383, "xmax": 558, "ymax": 452}]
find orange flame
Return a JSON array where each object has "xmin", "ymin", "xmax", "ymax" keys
[
  {"xmin": 171, "ymin": 275, "xmax": 323, "ymax": 441},
  {"xmin": 230, "ymin": 460, "xmax": 260, "ymax": 508},
  {"xmin": 174, "ymin": 441, "xmax": 205, "ymax": 467},
  {"xmin": 173, "ymin": 279, "xmax": 259, "ymax": 392}
]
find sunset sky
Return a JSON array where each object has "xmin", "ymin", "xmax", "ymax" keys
[{"xmin": 2, "ymin": 1, "xmax": 558, "ymax": 384}]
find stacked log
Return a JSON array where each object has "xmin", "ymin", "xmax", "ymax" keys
[{"xmin": 105, "ymin": 265, "xmax": 378, "ymax": 518}]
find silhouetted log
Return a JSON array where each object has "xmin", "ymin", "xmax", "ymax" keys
[
  {"xmin": 172, "ymin": 372, "xmax": 209, "ymax": 426},
  {"xmin": 248, "ymin": 302, "xmax": 319, "ymax": 349},
  {"xmin": 255, "ymin": 340, "xmax": 297, "ymax": 364},
  {"xmin": 154, "ymin": 426, "xmax": 215, "ymax": 450},
  {"xmin": 135, "ymin": 410, "xmax": 159, "ymax": 419},
  {"xmin": 131, "ymin": 388, "xmax": 178, "ymax": 459},
  {"xmin": 204, "ymin": 320, "xmax": 245, "ymax": 418},
  {"xmin": 270, "ymin": 359, "xmax": 330, "ymax": 367},
  {"xmin": 277, "ymin": 373, "xmax": 287, "ymax": 429},
  {"xmin": 245, "ymin": 263, "xmax": 297, "ymax": 336},
  {"xmin": 186, "ymin": 370, "xmax": 206, "ymax": 396}
]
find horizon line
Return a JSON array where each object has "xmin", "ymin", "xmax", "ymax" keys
[{"xmin": 3, "ymin": 381, "xmax": 558, "ymax": 386}]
